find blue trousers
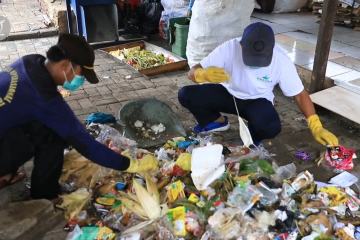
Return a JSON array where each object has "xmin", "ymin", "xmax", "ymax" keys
[{"xmin": 178, "ymin": 84, "xmax": 281, "ymax": 142}]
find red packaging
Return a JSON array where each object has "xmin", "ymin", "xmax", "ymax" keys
[
  {"xmin": 170, "ymin": 165, "xmax": 187, "ymax": 177},
  {"xmin": 325, "ymin": 145, "xmax": 356, "ymax": 170}
]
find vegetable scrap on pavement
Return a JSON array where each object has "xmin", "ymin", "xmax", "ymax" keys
[
  {"xmin": 59, "ymin": 122, "xmax": 360, "ymax": 240},
  {"xmin": 109, "ymin": 46, "xmax": 175, "ymax": 70}
]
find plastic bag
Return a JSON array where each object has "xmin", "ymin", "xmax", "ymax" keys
[
  {"xmin": 186, "ymin": 0, "xmax": 254, "ymax": 68},
  {"xmin": 224, "ymin": 145, "xmax": 275, "ymax": 164},
  {"xmin": 155, "ymin": 147, "xmax": 173, "ymax": 161},
  {"xmin": 324, "ymin": 145, "xmax": 356, "ymax": 171},
  {"xmin": 175, "ymin": 153, "xmax": 191, "ymax": 171},
  {"xmin": 155, "ymin": 216, "xmax": 177, "ymax": 240},
  {"xmin": 195, "ymin": 132, "xmax": 214, "ymax": 146},
  {"xmin": 270, "ymin": 162, "xmax": 296, "ymax": 185},
  {"xmin": 65, "ymin": 225, "xmax": 83, "ymax": 240},
  {"xmin": 93, "ymin": 124, "xmax": 137, "ymax": 158},
  {"xmin": 159, "ymin": 0, "xmax": 189, "ymax": 39},
  {"xmin": 141, "ymin": 0, "xmax": 163, "ymax": 34},
  {"xmin": 102, "ymin": 212, "xmax": 123, "ymax": 230},
  {"xmin": 207, "ymin": 208, "xmax": 243, "ymax": 240},
  {"xmin": 256, "ymin": 184, "xmax": 279, "ymax": 206},
  {"xmin": 227, "ymin": 185, "xmax": 263, "ymax": 213}
]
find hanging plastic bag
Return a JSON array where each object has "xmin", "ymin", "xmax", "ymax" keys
[{"xmin": 142, "ymin": 0, "xmax": 163, "ymax": 34}]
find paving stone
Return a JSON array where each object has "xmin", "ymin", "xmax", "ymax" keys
[
  {"xmin": 0, "ymin": 200, "xmax": 65, "ymax": 240},
  {"xmin": 166, "ymin": 93, "xmax": 178, "ymax": 99},
  {"xmin": 96, "ymin": 105, "xmax": 115, "ymax": 115},
  {"xmin": 66, "ymin": 93, "xmax": 89, "ymax": 101},
  {"xmin": 84, "ymin": 87, "xmax": 101, "ymax": 96},
  {"xmin": 135, "ymin": 88, "xmax": 161, "ymax": 97},
  {"xmin": 108, "ymin": 103, "xmax": 123, "ymax": 115},
  {"xmin": 96, "ymin": 86, "xmax": 112, "ymax": 95},
  {"xmin": 112, "ymin": 92, "xmax": 131, "ymax": 102},
  {"xmin": 111, "ymin": 85, "xmax": 136, "ymax": 93},
  {"xmin": 89, "ymin": 95, "xmax": 119, "ymax": 106},
  {"xmin": 78, "ymin": 98, "xmax": 94, "ymax": 109},
  {"xmin": 66, "ymin": 100, "xmax": 81, "ymax": 110},
  {"xmin": 73, "ymin": 107, "xmax": 97, "ymax": 116},
  {"xmin": 130, "ymin": 82, "xmax": 147, "ymax": 90}
]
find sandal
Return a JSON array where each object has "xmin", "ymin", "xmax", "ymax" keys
[{"xmin": 0, "ymin": 170, "xmax": 26, "ymax": 190}]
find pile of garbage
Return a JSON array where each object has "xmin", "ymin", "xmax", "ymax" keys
[{"xmin": 59, "ymin": 123, "xmax": 360, "ymax": 240}]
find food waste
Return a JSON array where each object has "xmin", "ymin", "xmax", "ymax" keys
[{"xmin": 109, "ymin": 46, "xmax": 175, "ymax": 70}]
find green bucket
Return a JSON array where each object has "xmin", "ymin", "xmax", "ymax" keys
[{"xmin": 169, "ymin": 17, "xmax": 190, "ymax": 59}]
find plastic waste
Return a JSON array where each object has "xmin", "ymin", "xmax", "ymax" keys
[
  {"xmin": 271, "ymin": 162, "xmax": 296, "ymax": 185},
  {"xmin": 255, "ymin": 183, "xmax": 279, "ymax": 206},
  {"xmin": 175, "ymin": 153, "xmax": 191, "ymax": 171},
  {"xmin": 155, "ymin": 147, "xmax": 173, "ymax": 161},
  {"xmin": 65, "ymin": 225, "xmax": 83, "ymax": 240},
  {"xmin": 301, "ymin": 231, "xmax": 320, "ymax": 240},
  {"xmin": 224, "ymin": 146, "xmax": 275, "ymax": 164},
  {"xmin": 227, "ymin": 185, "xmax": 263, "ymax": 213},
  {"xmin": 207, "ymin": 208, "xmax": 243, "ymax": 240}
]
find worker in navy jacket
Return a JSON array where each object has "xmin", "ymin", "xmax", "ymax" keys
[{"xmin": 0, "ymin": 34, "xmax": 158, "ymax": 201}]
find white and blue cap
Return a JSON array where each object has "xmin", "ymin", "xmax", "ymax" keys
[{"xmin": 241, "ymin": 22, "xmax": 275, "ymax": 67}]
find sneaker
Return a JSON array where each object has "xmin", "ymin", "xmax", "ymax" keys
[{"xmin": 193, "ymin": 116, "xmax": 230, "ymax": 134}]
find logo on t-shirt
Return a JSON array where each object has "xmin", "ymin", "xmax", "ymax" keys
[
  {"xmin": 257, "ymin": 75, "xmax": 272, "ymax": 83},
  {"xmin": 0, "ymin": 67, "xmax": 19, "ymax": 107}
]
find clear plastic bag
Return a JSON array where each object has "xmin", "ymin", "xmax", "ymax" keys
[
  {"xmin": 270, "ymin": 162, "xmax": 296, "ymax": 185},
  {"xmin": 155, "ymin": 216, "xmax": 177, "ymax": 240},
  {"xmin": 208, "ymin": 208, "xmax": 243, "ymax": 240},
  {"xmin": 227, "ymin": 185, "xmax": 263, "ymax": 213},
  {"xmin": 224, "ymin": 145, "xmax": 275, "ymax": 164},
  {"xmin": 195, "ymin": 132, "xmax": 214, "ymax": 147},
  {"xmin": 102, "ymin": 212, "xmax": 123, "ymax": 230},
  {"xmin": 155, "ymin": 148, "xmax": 173, "ymax": 161},
  {"xmin": 92, "ymin": 123, "xmax": 137, "ymax": 152},
  {"xmin": 255, "ymin": 184, "xmax": 279, "ymax": 206}
]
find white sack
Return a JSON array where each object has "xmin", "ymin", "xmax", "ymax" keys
[
  {"xmin": 273, "ymin": 0, "xmax": 308, "ymax": 13},
  {"xmin": 160, "ymin": 0, "xmax": 189, "ymax": 24},
  {"xmin": 186, "ymin": 0, "xmax": 254, "ymax": 68}
]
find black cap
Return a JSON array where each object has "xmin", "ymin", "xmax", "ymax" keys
[
  {"xmin": 57, "ymin": 34, "xmax": 99, "ymax": 84},
  {"xmin": 241, "ymin": 22, "xmax": 275, "ymax": 67}
]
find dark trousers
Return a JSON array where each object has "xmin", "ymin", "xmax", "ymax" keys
[
  {"xmin": 0, "ymin": 121, "xmax": 66, "ymax": 200},
  {"xmin": 178, "ymin": 84, "xmax": 281, "ymax": 142}
]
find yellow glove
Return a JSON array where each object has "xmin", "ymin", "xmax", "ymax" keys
[
  {"xmin": 307, "ymin": 114, "xmax": 339, "ymax": 146},
  {"xmin": 121, "ymin": 150, "xmax": 159, "ymax": 173},
  {"xmin": 194, "ymin": 67, "xmax": 228, "ymax": 83}
]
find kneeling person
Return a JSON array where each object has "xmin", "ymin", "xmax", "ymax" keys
[{"xmin": 178, "ymin": 22, "xmax": 338, "ymax": 147}]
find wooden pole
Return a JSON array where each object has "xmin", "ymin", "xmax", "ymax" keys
[{"xmin": 309, "ymin": 0, "xmax": 339, "ymax": 94}]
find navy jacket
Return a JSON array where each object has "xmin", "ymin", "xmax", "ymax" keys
[{"xmin": 0, "ymin": 54, "xmax": 129, "ymax": 170}]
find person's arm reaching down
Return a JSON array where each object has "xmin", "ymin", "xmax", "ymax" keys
[
  {"xmin": 294, "ymin": 89, "xmax": 338, "ymax": 147},
  {"xmin": 278, "ymin": 60, "xmax": 338, "ymax": 147},
  {"xmin": 36, "ymin": 96, "xmax": 158, "ymax": 172}
]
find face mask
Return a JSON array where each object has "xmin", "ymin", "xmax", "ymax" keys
[
  {"xmin": 249, "ymin": 66, "xmax": 262, "ymax": 69},
  {"xmin": 63, "ymin": 65, "xmax": 85, "ymax": 91}
]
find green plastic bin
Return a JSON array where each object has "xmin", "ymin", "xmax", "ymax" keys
[{"xmin": 169, "ymin": 17, "xmax": 190, "ymax": 59}]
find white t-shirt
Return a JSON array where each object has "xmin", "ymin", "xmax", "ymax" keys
[{"xmin": 200, "ymin": 38, "xmax": 304, "ymax": 103}]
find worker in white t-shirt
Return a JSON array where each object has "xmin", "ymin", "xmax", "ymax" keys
[{"xmin": 178, "ymin": 22, "xmax": 338, "ymax": 147}]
